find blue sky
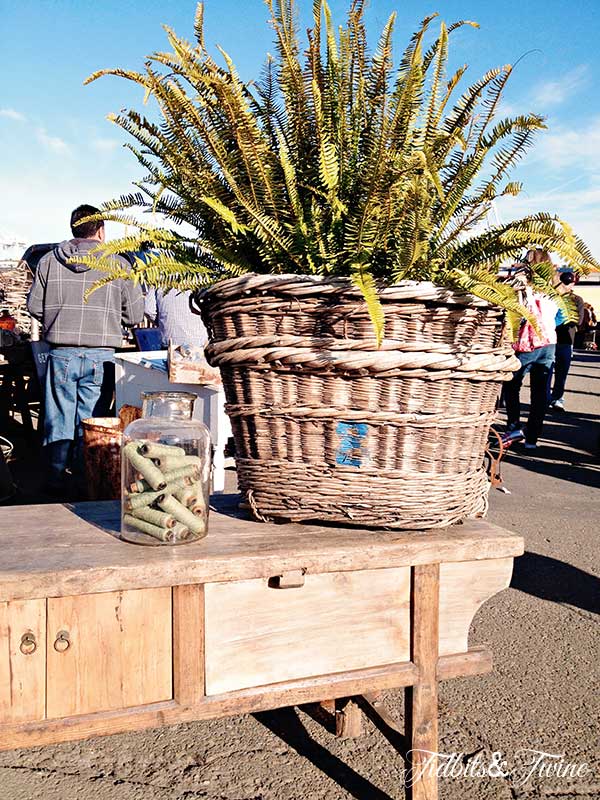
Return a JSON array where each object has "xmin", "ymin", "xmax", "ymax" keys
[{"xmin": 1, "ymin": 0, "xmax": 599, "ymax": 257}]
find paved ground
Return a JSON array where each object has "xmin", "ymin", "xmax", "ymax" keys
[{"xmin": 1, "ymin": 352, "xmax": 598, "ymax": 800}]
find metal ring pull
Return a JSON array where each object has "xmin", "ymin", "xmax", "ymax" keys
[
  {"xmin": 53, "ymin": 630, "xmax": 71, "ymax": 653},
  {"xmin": 20, "ymin": 632, "xmax": 37, "ymax": 655}
]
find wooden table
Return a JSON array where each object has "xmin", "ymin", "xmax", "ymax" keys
[{"xmin": 0, "ymin": 498, "xmax": 523, "ymax": 799}]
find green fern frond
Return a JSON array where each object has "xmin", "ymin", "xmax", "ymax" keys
[
  {"xmin": 424, "ymin": 21, "xmax": 448, "ymax": 145},
  {"xmin": 351, "ymin": 262, "xmax": 385, "ymax": 346},
  {"xmin": 200, "ymin": 196, "xmax": 249, "ymax": 235},
  {"xmin": 82, "ymin": 0, "xmax": 597, "ymax": 333},
  {"xmin": 81, "ymin": 262, "xmax": 132, "ymax": 302}
]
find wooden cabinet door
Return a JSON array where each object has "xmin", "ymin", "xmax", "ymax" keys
[
  {"xmin": 0, "ymin": 598, "xmax": 46, "ymax": 723},
  {"xmin": 47, "ymin": 588, "xmax": 172, "ymax": 719}
]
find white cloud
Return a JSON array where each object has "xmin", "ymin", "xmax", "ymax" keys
[
  {"xmin": 535, "ymin": 115, "xmax": 600, "ymax": 171},
  {"xmin": 91, "ymin": 137, "xmax": 120, "ymax": 153},
  {"xmin": 0, "ymin": 108, "xmax": 25, "ymax": 121},
  {"xmin": 484, "ymin": 112, "xmax": 600, "ymax": 259},
  {"xmin": 37, "ymin": 127, "xmax": 70, "ymax": 153},
  {"xmin": 495, "ymin": 117, "xmax": 600, "ymax": 261},
  {"xmin": 499, "ymin": 186, "xmax": 600, "ymax": 217},
  {"xmin": 495, "ymin": 101, "xmax": 519, "ymax": 119},
  {"xmin": 532, "ymin": 65, "xmax": 589, "ymax": 108},
  {"xmin": 498, "ymin": 182, "xmax": 600, "ymax": 261}
]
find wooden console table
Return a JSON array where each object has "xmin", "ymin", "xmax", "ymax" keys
[{"xmin": 0, "ymin": 498, "xmax": 523, "ymax": 799}]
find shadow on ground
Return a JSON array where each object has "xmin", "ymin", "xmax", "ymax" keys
[
  {"xmin": 511, "ymin": 551, "xmax": 600, "ymax": 615},
  {"xmin": 503, "ymin": 404, "xmax": 600, "ymax": 489},
  {"xmin": 254, "ymin": 707, "xmax": 395, "ymax": 800},
  {"xmin": 505, "ymin": 450, "xmax": 600, "ymax": 489}
]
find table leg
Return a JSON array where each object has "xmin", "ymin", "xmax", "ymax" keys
[
  {"xmin": 405, "ymin": 563, "xmax": 440, "ymax": 800},
  {"xmin": 335, "ymin": 698, "xmax": 363, "ymax": 738}
]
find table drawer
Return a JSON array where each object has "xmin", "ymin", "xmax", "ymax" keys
[{"xmin": 204, "ymin": 567, "xmax": 410, "ymax": 695}]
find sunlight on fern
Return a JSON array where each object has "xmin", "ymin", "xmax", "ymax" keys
[{"xmin": 83, "ymin": 0, "xmax": 599, "ymax": 343}]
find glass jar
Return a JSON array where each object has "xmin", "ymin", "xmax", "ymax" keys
[{"xmin": 121, "ymin": 391, "xmax": 211, "ymax": 545}]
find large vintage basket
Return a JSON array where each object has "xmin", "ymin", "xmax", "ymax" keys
[{"xmin": 197, "ymin": 274, "xmax": 519, "ymax": 529}]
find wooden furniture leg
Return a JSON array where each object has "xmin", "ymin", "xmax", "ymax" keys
[
  {"xmin": 362, "ymin": 693, "xmax": 404, "ymax": 739},
  {"xmin": 173, "ymin": 584, "xmax": 205, "ymax": 705},
  {"xmin": 360, "ymin": 693, "xmax": 408, "ymax": 754},
  {"xmin": 405, "ymin": 563, "xmax": 440, "ymax": 800},
  {"xmin": 335, "ymin": 698, "xmax": 363, "ymax": 738}
]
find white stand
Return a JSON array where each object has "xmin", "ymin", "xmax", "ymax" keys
[{"xmin": 114, "ymin": 351, "xmax": 231, "ymax": 493}]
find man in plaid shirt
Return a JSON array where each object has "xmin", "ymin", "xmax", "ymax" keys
[{"xmin": 28, "ymin": 204, "xmax": 144, "ymax": 493}]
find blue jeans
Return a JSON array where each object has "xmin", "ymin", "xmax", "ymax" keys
[
  {"xmin": 504, "ymin": 344, "xmax": 555, "ymax": 445},
  {"xmin": 44, "ymin": 347, "xmax": 115, "ymax": 486},
  {"xmin": 550, "ymin": 343, "xmax": 573, "ymax": 402}
]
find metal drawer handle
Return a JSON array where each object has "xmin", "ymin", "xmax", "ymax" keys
[
  {"xmin": 53, "ymin": 630, "xmax": 71, "ymax": 653},
  {"xmin": 268, "ymin": 569, "xmax": 306, "ymax": 589},
  {"xmin": 20, "ymin": 632, "xmax": 37, "ymax": 655}
]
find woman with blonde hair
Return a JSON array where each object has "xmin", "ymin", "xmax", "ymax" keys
[{"xmin": 502, "ymin": 249, "xmax": 558, "ymax": 450}]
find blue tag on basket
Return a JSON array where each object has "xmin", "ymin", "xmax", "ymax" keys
[{"xmin": 335, "ymin": 422, "xmax": 369, "ymax": 467}]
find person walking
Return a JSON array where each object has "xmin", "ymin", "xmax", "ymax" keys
[
  {"xmin": 549, "ymin": 271, "xmax": 584, "ymax": 411},
  {"xmin": 502, "ymin": 249, "xmax": 558, "ymax": 451},
  {"xmin": 27, "ymin": 204, "xmax": 144, "ymax": 493}
]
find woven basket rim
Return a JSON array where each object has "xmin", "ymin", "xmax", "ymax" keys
[{"xmin": 197, "ymin": 273, "xmax": 494, "ymax": 307}]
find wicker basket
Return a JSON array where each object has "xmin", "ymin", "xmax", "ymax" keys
[{"xmin": 197, "ymin": 275, "xmax": 520, "ymax": 529}]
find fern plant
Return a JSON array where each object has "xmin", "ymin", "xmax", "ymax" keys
[{"xmin": 83, "ymin": 0, "xmax": 598, "ymax": 341}]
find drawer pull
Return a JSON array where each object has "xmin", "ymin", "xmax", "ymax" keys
[
  {"xmin": 53, "ymin": 630, "xmax": 71, "ymax": 653},
  {"xmin": 268, "ymin": 570, "xmax": 306, "ymax": 589},
  {"xmin": 20, "ymin": 632, "xmax": 37, "ymax": 655}
]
